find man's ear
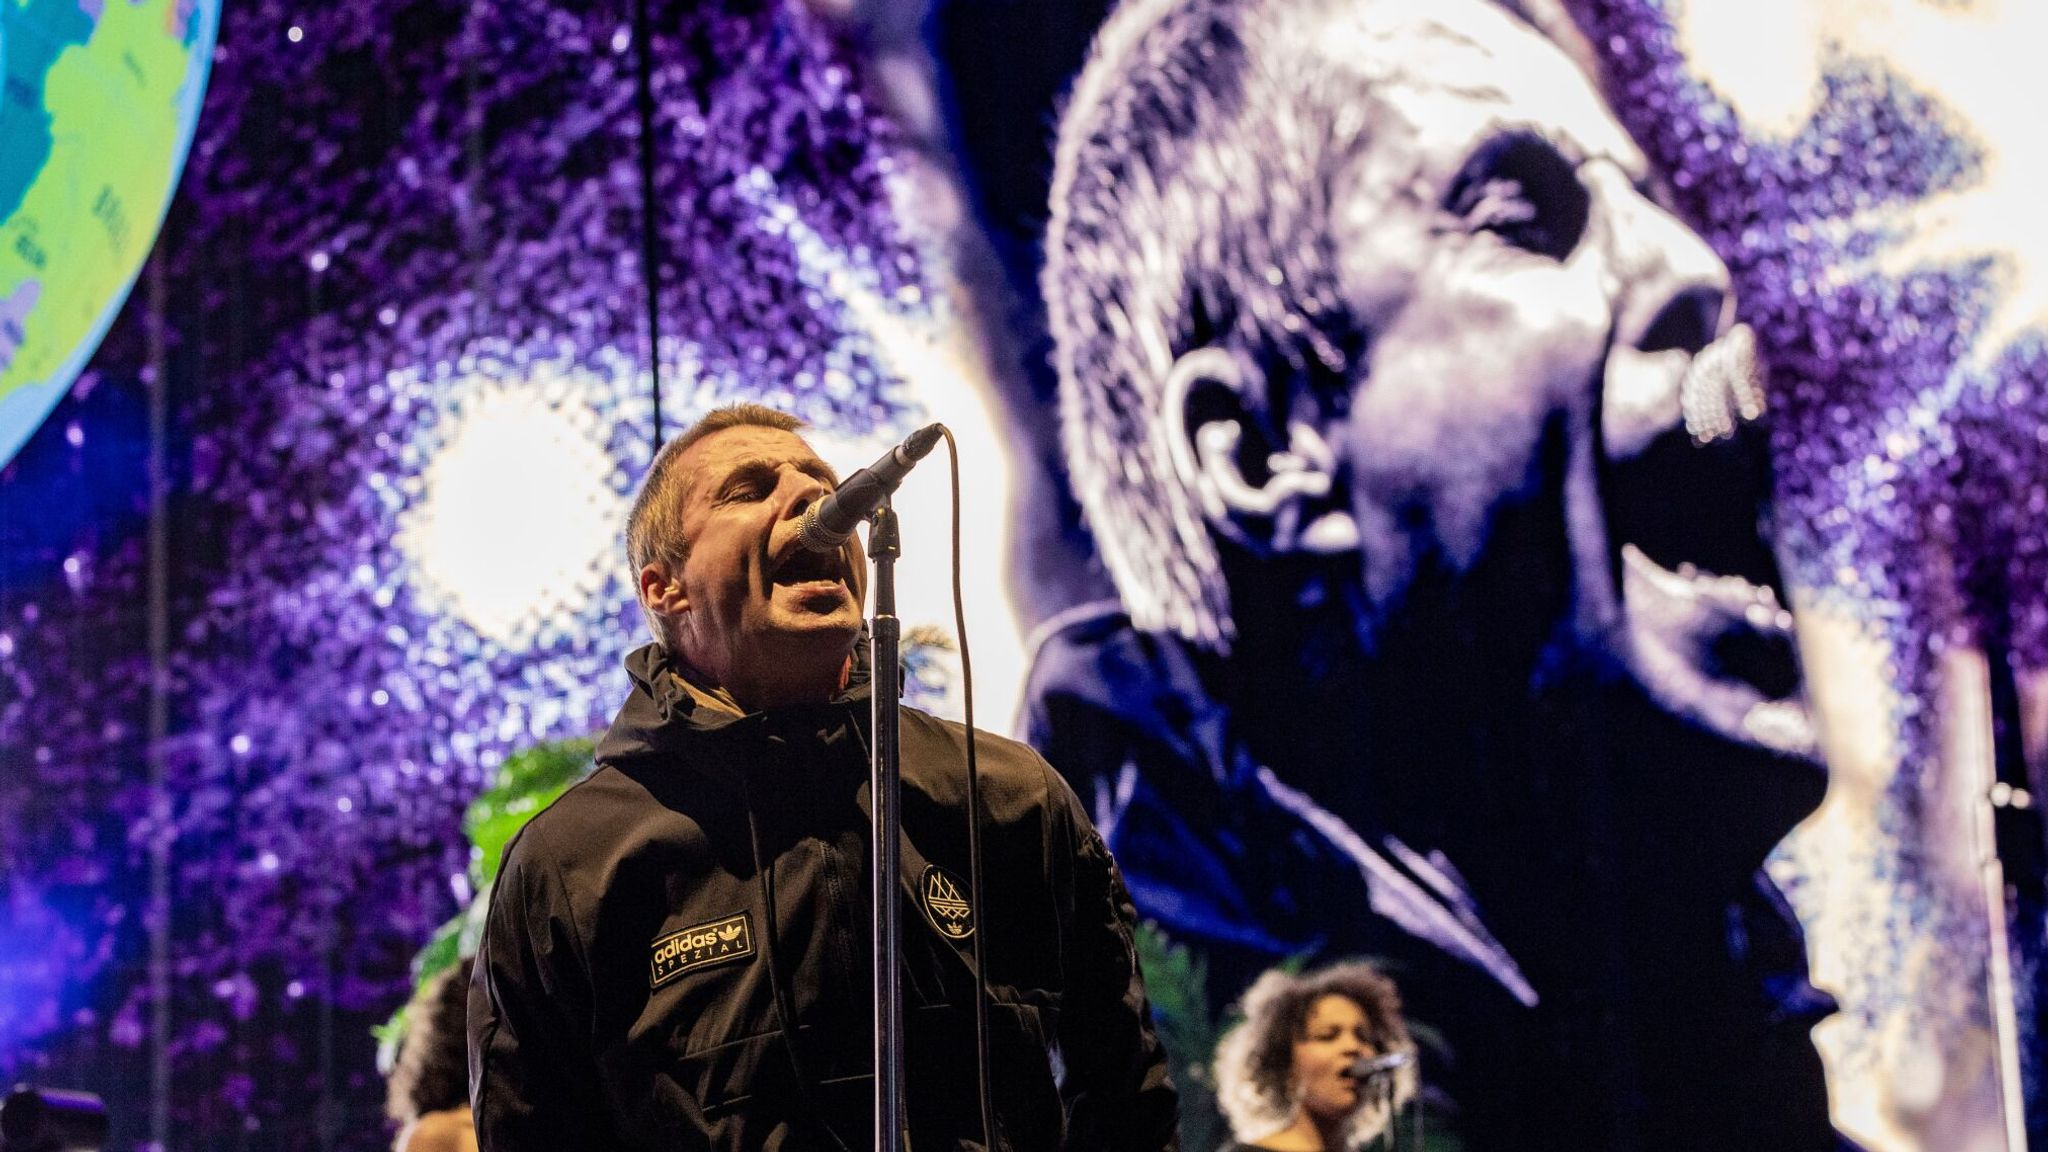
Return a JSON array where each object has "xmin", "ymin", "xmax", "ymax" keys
[
  {"xmin": 1161, "ymin": 346, "xmax": 1360, "ymax": 555},
  {"xmin": 638, "ymin": 563, "xmax": 687, "ymax": 620}
]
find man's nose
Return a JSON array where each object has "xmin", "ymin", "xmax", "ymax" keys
[
  {"xmin": 777, "ymin": 472, "xmax": 830, "ymax": 521},
  {"xmin": 1594, "ymin": 166, "xmax": 1731, "ymax": 356}
]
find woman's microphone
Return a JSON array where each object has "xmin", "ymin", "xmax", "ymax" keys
[{"xmin": 1345, "ymin": 1050, "xmax": 1415, "ymax": 1081}]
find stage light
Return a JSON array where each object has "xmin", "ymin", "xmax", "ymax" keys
[{"xmin": 397, "ymin": 380, "xmax": 624, "ymax": 650}]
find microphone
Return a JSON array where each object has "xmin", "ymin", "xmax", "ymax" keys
[
  {"xmin": 1345, "ymin": 1050, "xmax": 1414, "ymax": 1081},
  {"xmin": 1, "ymin": 1085, "xmax": 109, "ymax": 1152},
  {"xmin": 797, "ymin": 423, "xmax": 945, "ymax": 553}
]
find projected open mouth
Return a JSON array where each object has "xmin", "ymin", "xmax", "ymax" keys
[{"xmin": 1601, "ymin": 325, "xmax": 1816, "ymax": 756}]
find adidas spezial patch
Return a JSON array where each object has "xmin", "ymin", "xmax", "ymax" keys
[
  {"xmin": 918, "ymin": 865, "xmax": 974, "ymax": 941},
  {"xmin": 650, "ymin": 912, "xmax": 754, "ymax": 988}
]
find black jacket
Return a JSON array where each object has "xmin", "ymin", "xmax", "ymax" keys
[
  {"xmin": 468, "ymin": 643, "xmax": 1179, "ymax": 1150},
  {"xmin": 1023, "ymin": 605, "xmax": 1840, "ymax": 1152}
]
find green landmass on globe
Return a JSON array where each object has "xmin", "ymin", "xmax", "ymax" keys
[{"xmin": 0, "ymin": 0, "xmax": 217, "ymax": 465}]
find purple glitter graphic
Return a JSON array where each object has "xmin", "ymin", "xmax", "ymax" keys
[
  {"xmin": 0, "ymin": 0, "xmax": 931, "ymax": 1140},
  {"xmin": 1573, "ymin": 0, "xmax": 2046, "ymax": 1142},
  {"xmin": 7, "ymin": 0, "xmax": 2045, "ymax": 1145}
]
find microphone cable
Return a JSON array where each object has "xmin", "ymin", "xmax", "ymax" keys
[{"xmin": 937, "ymin": 425, "xmax": 999, "ymax": 1150}]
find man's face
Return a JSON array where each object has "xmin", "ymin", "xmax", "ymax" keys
[
  {"xmin": 650, "ymin": 425, "xmax": 867, "ymax": 707},
  {"xmin": 1304, "ymin": 1, "xmax": 1795, "ymax": 744}
]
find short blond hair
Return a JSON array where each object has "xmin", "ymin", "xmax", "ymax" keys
[{"xmin": 624, "ymin": 404, "xmax": 805, "ymax": 646}]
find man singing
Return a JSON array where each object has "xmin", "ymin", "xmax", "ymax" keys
[{"xmin": 467, "ymin": 404, "xmax": 1179, "ymax": 1150}]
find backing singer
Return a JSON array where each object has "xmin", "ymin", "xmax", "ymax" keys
[{"xmin": 1213, "ymin": 963, "xmax": 1419, "ymax": 1152}]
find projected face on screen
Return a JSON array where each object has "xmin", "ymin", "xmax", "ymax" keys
[
  {"xmin": 1046, "ymin": 0, "xmax": 1801, "ymax": 753},
  {"xmin": 1319, "ymin": 2, "xmax": 1801, "ymax": 751},
  {"xmin": 1033, "ymin": 3, "xmax": 1835, "ymax": 1140}
]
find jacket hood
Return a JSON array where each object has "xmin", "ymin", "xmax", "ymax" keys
[{"xmin": 596, "ymin": 628, "xmax": 875, "ymax": 765}]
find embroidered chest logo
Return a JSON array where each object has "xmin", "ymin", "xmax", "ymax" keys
[
  {"xmin": 650, "ymin": 912, "xmax": 754, "ymax": 989},
  {"xmin": 918, "ymin": 865, "xmax": 975, "ymax": 941}
]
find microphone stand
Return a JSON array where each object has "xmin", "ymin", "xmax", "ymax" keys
[{"xmin": 867, "ymin": 501, "xmax": 906, "ymax": 1152}]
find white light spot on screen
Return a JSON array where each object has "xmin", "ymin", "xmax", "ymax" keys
[
  {"xmin": 1682, "ymin": 0, "xmax": 2048, "ymax": 365},
  {"xmin": 1677, "ymin": 0, "xmax": 1827, "ymax": 138},
  {"xmin": 398, "ymin": 380, "xmax": 625, "ymax": 648}
]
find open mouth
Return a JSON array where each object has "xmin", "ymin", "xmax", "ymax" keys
[
  {"xmin": 769, "ymin": 545, "xmax": 849, "ymax": 592},
  {"xmin": 1599, "ymin": 324, "xmax": 1816, "ymax": 758}
]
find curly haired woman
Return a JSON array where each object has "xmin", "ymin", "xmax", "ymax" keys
[
  {"xmin": 1212, "ymin": 962, "xmax": 1419, "ymax": 1150},
  {"xmin": 384, "ymin": 958, "xmax": 477, "ymax": 1152}
]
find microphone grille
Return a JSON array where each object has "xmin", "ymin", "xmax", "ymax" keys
[
  {"xmin": 796, "ymin": 503, "xmax": 842, "ymax": 553},
  {"xmin": 903, "ymin": 422, "xmax": 945, "ymax": 460}
]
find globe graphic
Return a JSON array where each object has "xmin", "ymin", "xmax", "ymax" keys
[{"xmin": 0, "ymin": 0, "xmax": 218, "ymax": 467}]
